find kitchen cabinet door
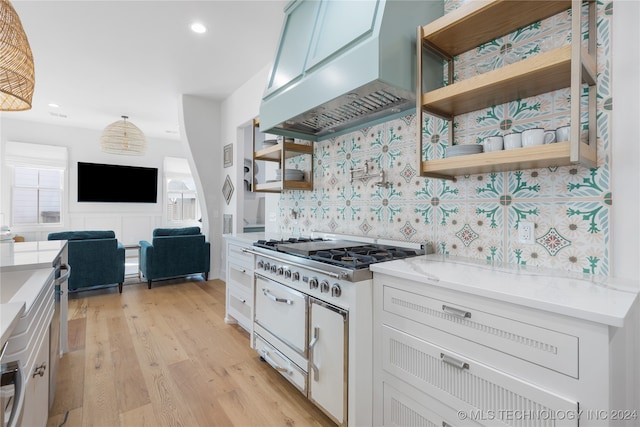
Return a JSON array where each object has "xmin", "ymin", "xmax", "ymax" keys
[
  {"xmin": 309, "ymin": 298, "xmax": 347, "ymax": 426},
  {"xmin": 265, "ymin": 0, "xmax": 320, "ymax": 96}
]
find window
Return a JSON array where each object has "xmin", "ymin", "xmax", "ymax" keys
[
  {"xmin": 4, "ymin": 142, "xmax": 67, "ymax": 228},
  {"xmin": 163, "ymin": 157, "xmax": 200, "ymax": 224},
  {"xmin": 12, "ymin": 167, "xmax": 64, "ymax": 225},
  {"xmin": 167, "ymin": 178, "xmax": 200, "ymax": 222}
]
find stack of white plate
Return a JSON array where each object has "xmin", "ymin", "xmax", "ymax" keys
[
  {"xmin": 445, "ymin": 144, "xmax": 484, "ymax": 158},
  {"xmin": 275, "ymin": 168, "xmax": 304, "ymax": 181}
]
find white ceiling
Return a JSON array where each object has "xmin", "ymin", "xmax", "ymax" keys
[{"xmin": 8, "ymin": 0, "xmax": 287, "ymax": 140}]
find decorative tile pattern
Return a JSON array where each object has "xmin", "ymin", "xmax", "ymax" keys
[{"xmin": 276, "ymin": 1, "xmax": 613, "ymax": 276}]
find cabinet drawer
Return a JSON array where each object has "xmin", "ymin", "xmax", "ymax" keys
[
  {"xmin": 382, "ymin": 325, "xmax": 578, "ymax": 427},
  {"xmin": 228, "ymin": 262, "xmax": 253, "ymax": 293},
  {"xmin": 383, "ymin": 286, "xmax": 578, "ymax": 378},
  {"xmin": 227, "ymin": 287, "xmax": 252, "ymax": 330},
  {"xmin": 254, "ymin": 334, "xmax": 307, "ymax": 395},
  {"xmin": 383, "ymin": 378, "xmax": 482, "ymax": 427},
  {"xmin": 227, "ymin": 244, "xmax": 254, "ymax": 271}
]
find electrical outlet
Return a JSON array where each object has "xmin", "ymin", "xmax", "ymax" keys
[{"xmin": 518, "ymin": 221, "xmax": 535, "ymax": 244}]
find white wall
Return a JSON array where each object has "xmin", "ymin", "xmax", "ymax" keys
[
  {"xmin": 179, "ymin": 95, "xmax": 221, "ymax": 278},
  {"xmin": 0, "ymin": 118, "xmax": 186, "ymax": 244}
]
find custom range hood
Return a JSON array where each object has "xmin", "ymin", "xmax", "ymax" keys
[{"xmin": 259, "ymin": 0, "xmax": 444, "ymax": 141}]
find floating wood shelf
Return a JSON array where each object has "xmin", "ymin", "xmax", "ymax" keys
[
  {"xmin": 421, "ymin": 141, "xmax": 596, "ymax": 180},
  {"xmin": 420, "ymin": 0, "xmax": 571, "ymax": 58},
  {"xmin": 422, "ymin": 46, "xmax": 572, "ymax": 119},
  {"xmin": 254, "ymin": 142, "xmax": 314, "ymax": 162}
]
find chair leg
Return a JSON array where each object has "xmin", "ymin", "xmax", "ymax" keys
[
  {"xmin": 203, "ymin": 272, "xmax": 209, "ymax": 281},
  {"xmin": 148, "ymin": 280, "xmax": 152, "ymax": 289},
  {"xmin": 118, "ymin": 282, "xmax": 123, "ymax": 293}
]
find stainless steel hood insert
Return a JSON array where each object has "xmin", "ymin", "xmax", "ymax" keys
[{"xmin": 259, "ymin": 0, "xmax": 444, "ymax": 141}]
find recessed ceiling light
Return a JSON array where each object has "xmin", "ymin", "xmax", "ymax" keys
[
  {"xmin": 190, "ymin": 22, "xmax": 207, "ymax": 34},
  {"xmin": 48, "ymin": 103, "xmax": 60, "ymax": 108}
]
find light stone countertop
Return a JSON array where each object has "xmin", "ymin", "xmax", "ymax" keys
[
  {"xmin": 370, "ymin": 254, "xmax": 639, "ymax": 327},
  {"xmin": 1, "ymin": 240, "xmax": 65, "ymax": 351}
]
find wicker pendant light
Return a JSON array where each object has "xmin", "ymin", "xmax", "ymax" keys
[
  {"xmin": 0, "ymin": 0, "xmax": 35, "ymax": 111},
  {"xmin": 100, "ymin": 116, "xmax": 147, "ymax": 155}
]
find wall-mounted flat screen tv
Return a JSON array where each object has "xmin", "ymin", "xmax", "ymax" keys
[{"xmin": 77, "ymin": 162, "xmax": 158, "ymax": 203}]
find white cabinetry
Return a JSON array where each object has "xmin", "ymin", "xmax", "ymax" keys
[
  {"xmin": 224, "ymin": 238, "xmax": 255, "ymax": 333},
  {"xmin": 22, "ymin": 328, "xmax": 50, "ymax": 427},
  {"xmin": 373, "ymin": 270, "xmax": 637, "ymax": 427}
]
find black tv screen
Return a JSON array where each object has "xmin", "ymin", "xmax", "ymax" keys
[{"xmin": 77, "ymin": 162, "xmax": 158, "ymax": 203}]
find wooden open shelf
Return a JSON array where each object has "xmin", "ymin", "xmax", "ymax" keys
[
  {"xmin": 254, "ymin": 179, "xmax": 313, "ymax": 192},
  {"xmin": 422, "ymin": 46, "xmax": 572, "ymax": 119},
  {"xmin": 421, "ymin": 141, "xmax": 596, "ymax": 180},
  {"xmin": 416, "ymin": 0, "xmax": 597, "ymax": 179},
  {"xmin": 254, "ymin": 142, "xmax": 314, "ymax": 162},
  {"xmin": 420, "ymin": 0, "xmax": 571, "ymax": 58},
  {"xmin": 252, "ymin": 118, "xmax": 314, "ymax": 192}
]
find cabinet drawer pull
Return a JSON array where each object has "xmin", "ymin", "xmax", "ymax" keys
[
  {"xmin": 442, "ymin": 304, "xmax": 471, "ymax": 319},
  {"xmin": 440, "ymin": 353, "xmax": 469, "ymax": 370},
  {"xmin": 262, "ymin": 288, "xmax": 293, "ymax": 305},
  {"xmin": 259, "ymin": 349, "xmax": 292, "ymax": 374},
  {"xmin": 33, "ymin": 363, "xmax": 47, "ymax": 378}
]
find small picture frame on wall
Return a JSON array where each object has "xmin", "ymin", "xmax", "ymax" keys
[
  {"xmin": 223, "ymin": 144, "xmax": 233, "ymax": 168},
  {"xmin": 222, "ymin": 174, "xmax": 234, "ymax": 205}
]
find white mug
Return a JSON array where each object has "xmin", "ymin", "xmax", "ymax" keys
[
  {"xmin": 503, "ymin": 132, "xmax": 522, "ymax": 150},
  {"xmin": 555, "ymin": 125, "xmax": 570, "ymax": 142},
  {"xmin": 522, "ymin": 128, "xmax": 556, "ymax": 147},
  {"xmin": 483, "ymin": 135, "xmax": 503, "ymax": 152}
]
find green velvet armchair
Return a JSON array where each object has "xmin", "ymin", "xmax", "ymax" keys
[
  {"xmin": 48, "ymin": 230, "xmax": 126, "ymax": 293},
  {"xmin": 139, "ymin": 227, "xmax": 210, "ymax": 289}
]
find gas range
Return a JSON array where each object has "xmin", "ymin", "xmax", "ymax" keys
[{"xmin": 252, "ymin": 237, "xmax": 423, "ymax": 282}]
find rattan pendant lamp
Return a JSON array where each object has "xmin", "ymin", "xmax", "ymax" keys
[
  {"xmin": 100, "ymin": 115, "xmax": 147, "ymax": 155},
  {"xmin": 0, "ymin": 0, "xmax": 35, "ymax": 111}
]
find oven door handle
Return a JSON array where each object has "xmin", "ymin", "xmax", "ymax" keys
[
  {"xmin": 243, "ymin": 248, "xmax": 346, "ymax": 279},
  {"xmin": 262, "ymin": 288, "xmax": 293, "ymax": 305},
  {"xmin": 308, "ymin": 326, "xmax": 320, "ymax": 381}
]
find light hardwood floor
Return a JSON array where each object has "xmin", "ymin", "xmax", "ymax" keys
[{"xmin": 47, "ymin": 279, "xmax": 336, "ymax": 427}]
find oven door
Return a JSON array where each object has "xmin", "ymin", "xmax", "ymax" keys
[{"xmin": 255, "ymin": 275, "xmax": 308, "ymax": 356}]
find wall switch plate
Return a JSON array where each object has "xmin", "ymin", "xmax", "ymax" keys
[{"xmin": 518, "ymin": 221, "xmax": 535, "ymax": 244}]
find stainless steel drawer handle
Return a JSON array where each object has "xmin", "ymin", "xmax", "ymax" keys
[
  {"xmin": 440, "ymin": 353, "xmax": 469, "ymax": 370},
  {"xmin": 442, "ymin": 304, "xmax": 471, "ymax": 319},
  {"xmin": 259, "ymin": 350, "xmax": 292, "ymax": 375},
  {"xmin": 262, "ymin": 288, "xmax": 293, "ymax": 305}
]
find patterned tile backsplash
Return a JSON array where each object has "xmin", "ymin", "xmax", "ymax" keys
[{"xmin": 276, "ymin": 1, "xmax": 613, "ymax": 276}]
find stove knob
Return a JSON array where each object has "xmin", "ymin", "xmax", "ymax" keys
[
  {"xmin": 263, "ymin": 262, "xmax": 270, "ymax": 271},
  {"xmin": 309, "ymin": 278, "xmax": 319, "ymax": 289},
  {"xmin": 277, "ymin": 266, "xmax": 284, "ymax": 275},
  {"xmin": 284, "ymin": 270, "xmax": 292, "ymax": 279},
  {"xmin": 257, "ymin": 260, "xmax": 264, "ymax": 270},
  {"xmin": 320, "ymin": 280, "xmax": 330, "ymax": 293},
  {"xmin": 331, "ymin": 284, "xmax": 342, "ymax": 298},
  {"xmin": 292, "ymin": 271, "xmax": 300, "ymax": 281},
  {"xmin": 270, "ymin": 265, "xmax": 277, "ymax": 273}
]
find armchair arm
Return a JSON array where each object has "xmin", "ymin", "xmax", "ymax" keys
[{"xmin": 139, "ymin": 240, "xmax": 153, "ymax": 278}]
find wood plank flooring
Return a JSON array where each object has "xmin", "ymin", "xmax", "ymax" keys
[{"xmin": 47, "ymin": 279, "xmax": 336, "ymax": 427}]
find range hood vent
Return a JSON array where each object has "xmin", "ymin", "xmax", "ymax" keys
[
  {"xmin": 289, "ymin": 89, "xmax": 408, "ymax": 136},
  {"xmin": 259, "ymin": 0, "xmax": 444, "ymax": 141}
]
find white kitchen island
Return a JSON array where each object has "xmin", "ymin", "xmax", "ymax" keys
[{"xmin": 371, "ymin": 255, "xmax": 639, "ymax": 427}]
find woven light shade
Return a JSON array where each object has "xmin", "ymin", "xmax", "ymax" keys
[
  {"xmin": 0, "ymin": 0, "xmax": 35, "ymax": 111},
  {"xmin": 100, "ymin": 116, "xmax": 147, "ymax": 155}
]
